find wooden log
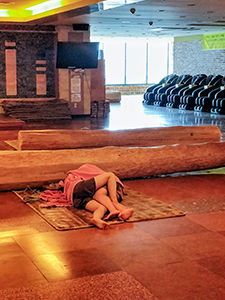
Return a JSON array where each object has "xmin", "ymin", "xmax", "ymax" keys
[
  {"xmin": 1, "ymin": 141, "xmax": 225, "ymax": 191},
  {"xmin": 18, "ymin": 126, "xmax": 221, "ymax": 150}
]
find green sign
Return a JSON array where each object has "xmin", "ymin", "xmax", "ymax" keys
[{"xmin": 203, "ymin": 32, "xmax": 225, "ymax": 50}]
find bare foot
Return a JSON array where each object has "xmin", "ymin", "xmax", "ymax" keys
[
  {"xmin": 118, "ymin": 208, "xmax": 134, "ymax": 221},
  {"xmin": 91, "ymin": 218, "xmax": 110, "ymax": 230},
  {"xmin": 104, "ymin": 210, "xmax": 120, "ymax": 220}
]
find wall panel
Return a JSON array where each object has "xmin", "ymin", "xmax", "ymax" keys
[{"xmin": 0, "ymin": 28, "xmax": 56, "ymax": 99}]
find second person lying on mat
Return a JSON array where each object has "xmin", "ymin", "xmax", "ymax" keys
[{"xmin": 70, "ymin": 164, "xmax": 134, "ymax": 229}]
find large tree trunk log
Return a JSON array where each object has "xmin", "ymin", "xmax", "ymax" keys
[
  {"xmin": 1, "ymin": 141, "xmax": 225, "ymax": 191},
  {"xmin": 18, "ymin": 126, "xmax": 221, "ymax": 150}
]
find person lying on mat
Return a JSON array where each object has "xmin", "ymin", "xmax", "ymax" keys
[{"xmin": 40, "ymin": 164, "xmax": 134, "ymax": 229}]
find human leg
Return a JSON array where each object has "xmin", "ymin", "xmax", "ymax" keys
[
  {"xmin": 94, "ymin": 172, "xmax": 123, "ymax": 203},
  {"xmin": 113, "ymin": 202, "xmax": 134, "ymax": 221},
  {"xmin": 93, "ymin": 187, "xmax": 120, "ymax": 220},
  {"xmin": 94, "ymin": 173, "xmax": 134, "ymax": 221},
  {"xmin": 85, "ymin": 199, "xmax": 109, "ymax": 229}
]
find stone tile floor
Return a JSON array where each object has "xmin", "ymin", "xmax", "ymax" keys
[{"xmin": 0, "ymin": 95, "xmax": 225, "ymax": 299}]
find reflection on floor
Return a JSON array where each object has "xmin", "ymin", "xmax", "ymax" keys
[{"xmin": 1, "ymin": 95, "xmax": 225, "ymax": 299}]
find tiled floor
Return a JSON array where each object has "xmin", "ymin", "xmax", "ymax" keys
[{"xmin": 1, "ymin": 95, "xmax": 225, "ymax": 299}]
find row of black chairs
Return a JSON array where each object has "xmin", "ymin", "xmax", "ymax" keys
[{"xmin": 143, "ymin": 74, "xmax": 225, "ymax": 114}]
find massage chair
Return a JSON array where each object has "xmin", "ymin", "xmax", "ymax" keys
[
  {"xmin": 178, "ymin": 74, "xmax": 215, "ymax": 110},
  {"xmin": 210, "ymin": 77, "xmax": 225, "ymax": 114},
  {"xmin": 143, "ymin": 74, "xmax": 178, "ymax": 105},
  {"xmin": 143, "ymin": 74, "xmax": 173, "ymax": 103},
  {"xmin": 166, "ymin": 75, "xmax": 202, "ymax": 108},
  {"xmin": 166, "ymin": 74, "xmax": 207, "ymax": 109},
  {"xmin": 153, "ymin": 74, "xmax": 192, "ymax": 107},
  {"xmin": 153, "ymin": 75, "xmax": 191, "ymax": 107},
  {"xmin": 194, "ymin": 75, "xmax": 223, "ymax": 112}
]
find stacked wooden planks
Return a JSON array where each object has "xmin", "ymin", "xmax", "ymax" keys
[{"xmin": 2, "ymin": 99, "xmax": 72, "ymax": 121}]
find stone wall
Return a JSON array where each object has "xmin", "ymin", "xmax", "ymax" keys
[
  {"xmin": 173, "ymin": 35, "xmax": 225, "ymax": 76},
  {"xmin": 0, "ymin": 25, "xmax": 56, "ymax": 99}
]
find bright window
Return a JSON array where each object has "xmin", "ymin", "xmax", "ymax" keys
[
  {"xmin": 91, "ymin": 36, "xmax": 172, "ymax": 85},
  {"xmin": 103, "ymin": 40, "xmax": 125, "ymax": 84},
  {"xmin": 147, "ymin": 39, "xmax": 169, "ymax": 84},
  {"xmin": 126, "ymin": 40, "xmax": 147, "ymax": 84}
]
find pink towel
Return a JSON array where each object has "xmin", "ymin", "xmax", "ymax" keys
[{"xmin": 40, "ymin": 164, "xmax": 104, "ymax": 208}]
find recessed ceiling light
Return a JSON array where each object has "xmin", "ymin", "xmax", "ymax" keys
[
  {"xmin": 151, "ymin": 28, "xmax": 164, "ymax": 31},
  {"xmin": 0, "ymin": 9, "xmax": 9, "ymax": 16},
  {"xmin": 25, "ymin": 0, "xmax": 62, "ymax": 16}
]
